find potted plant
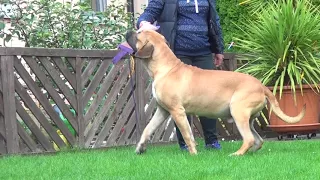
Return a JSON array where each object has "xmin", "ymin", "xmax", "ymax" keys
[{"xmin": 235, "ymin": 0, "xmax": 320, "ymax": 138}]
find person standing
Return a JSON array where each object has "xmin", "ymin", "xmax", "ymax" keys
[{"xmin": 136, "ymin": 0, "xmax": 225, "ymax": 150}]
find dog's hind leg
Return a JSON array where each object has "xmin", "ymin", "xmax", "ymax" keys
[
  {"xmin": 249, "ymin": 118, "xmax": 264, "ymax": 152},
  {"xmin": 170, "ymin": 108, "xmax": 197, "ymax": 155},
  {"xmin": 136, "ymin": 105, "xmax": 169, "ymax": 154},
  {"xmin": 230, "ymin": 106, "xmax": 255, "ymax": 156}
]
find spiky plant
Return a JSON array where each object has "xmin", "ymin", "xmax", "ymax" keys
[{"xmin": 235, "ymin": 0, "xmax": 320, "ymax": 100}]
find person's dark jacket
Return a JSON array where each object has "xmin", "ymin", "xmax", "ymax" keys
[{"xmin": 137, "ymin": 0, "xmax": 224, "ymax": 55}]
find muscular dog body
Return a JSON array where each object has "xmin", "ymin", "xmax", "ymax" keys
[{"xmin": 125, "ymin": 30, "xmax": 305, "ymax": 156}]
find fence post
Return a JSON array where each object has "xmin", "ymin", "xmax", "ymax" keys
[
  {"xmin": 75, "ymin": 57, "xmax": 84, "ymax": 147},
  {"xmin": 1, "ymin": 55, "xmax": 19, "ymax": 154},
  {"xmin": 135, "ymin": 60, "xmax": 146, "ymax": 139}
]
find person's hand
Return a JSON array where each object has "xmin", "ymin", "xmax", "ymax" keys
[
  {"xmin": 137, "ymin": 21, "xmax": 159, "ymax": 33},
  {"xmin": 214, "ymin": 54, "xmax": 224, "ymax": 68}
]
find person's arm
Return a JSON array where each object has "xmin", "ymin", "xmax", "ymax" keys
[
  {"xmin": 212, "ymin": 1, "xmax": 224, "ymax": 67},
  {"xmin": 214, "ymin": 11, "xmax": 224, "ymax": 54},
  {"xmin": 136, "ymin": 0, "xmax": 165, "ymax": 29}
]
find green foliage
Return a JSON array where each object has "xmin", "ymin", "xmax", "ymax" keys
[
  {"xmin": 235, "ymin": 0, "xmax": 320, "ymax": 99},
  {"xmin": 239, "ymin": 0, "xmax": 320, "ymax": 13},
  {"xmin": 0, "ymin": 0, "xmax": 134, "ymax": 49},
  {"xmin": 216, "ymin": 0, "xmax": 252, "ymax": 52}
]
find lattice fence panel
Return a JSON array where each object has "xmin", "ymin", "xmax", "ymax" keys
[
  {"xmin": 11, "ymin": 55, "xmax": 81, "ymax": 152},
  {"xmin": 83, "ymin": 59, "xmax": 138, "ymax": 148}
]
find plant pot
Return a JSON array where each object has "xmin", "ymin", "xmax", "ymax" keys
[{"xmin": 267, "ymin": 85, "xmax": 320, "ymax": 135}]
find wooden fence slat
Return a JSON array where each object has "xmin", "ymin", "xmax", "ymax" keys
[
  {"xmin": 15, "ymin": 98, "xmax": 55, "ymax": 151},
  {"xmin": 216, "ymin": 119, "xmax": 230, "ymax": 138},
  {"xmin": 0, "ymin": 86, "xmax": 54, "ymax": 152},
  {"xmin": 16, "ymin": 122, "xmax": 39, "ymax": 152},
  {"xmin": 0, "ymin": 114, "xmax": 6, "ymax": 154},
  {"xmin": 84, "ymin": 65, "xmax": 129, "ymax": 146},
  {"xmin": 83, "ymin": 60, "xmax": 112, "ymax": 107},
  {"xmin": 14, "ymin": 77, "xmax": 76, "ymax": 146},
  {"xmin": 102, "ymin": 96, "xmax": 135, "ymax": 147},
  {"xmin": 95, "ymin": 76, "xmax": 136, "ymax": 146},
  {"xmin": 145, "ymin": 82, "xmax": 152, "ymax": 99},
  {"xmin": 227, "ymin": 54, "xmax": 237, "ymax": 71},
  {"xmin": 253, "ymin": 119, "xmax": 263, "ymax": 134},
  {"xmin": 152, "ymin": 118, "xmax": 168, "ymax": 142},
  {"xmin": 0, "ymin": 134, "xmax": 6, "ymax": 154},
  {"xmin": 145, "ymin": 98, "xmax": 157, "ymax": 123},
  {"xmin": 84, "ymin": 60, "xmax": 125, "ymax": 125},
  {"xmin": 38, "ymin": 57, "xmax": 77, "ymax": 110},
  {"xmin": 0, "ymin": 78, "xmax": 7, "ymax": 154},
  {"xmin": 0, "ymin": 114, "xmax": 5, "ymax": 140},
  {"xmin": 221, "ymin": 119, "xmax": 235, "ymax": 135},
  {"xmin": 1, "ymin": 55, "xmax": 19, "ymax": 153},
  {"xmin": 135, "ymin": 60, "xmax": 147, "ymax": 139},
  {"xmin": 116, "ymin": 110, "xmax": 136, "ymax": 145},
  {"xmin": 13, "ymin": 77, "xmax": 66, "ymax": 148},
  {"xmin": 21, "ymin": 56, "xmax": 77, "ymax": 131},
  {"xmin": 162, "ymin": 118, "xmax": 176, "ymax": 141},
  {"xmin": 258, "ymin": 110, "xmax": 272, "ymax": 131},
  {"xmin": 0, "ymin": 92, "xmax": 5, "ymax": 139},
  {"xmin": 128, "ymin": 132, "xmax": 137, "ymax": 145},
  {"xmin": 81, "ymin": 59, "xmax": 100, "ymax": 87},
  {"xmin": 66, "ymin": 57, "xmax": 76, "ymax": 71},
  {"xmin": 14, "ymin": 58, "xmax": 76, "ymax": 144},
  {"xmin": 192, "ymin": 116, "xmax": 204, "ymax": 137},
  {"xmin": 76, "ymin": 57, "xmax": 84, "ymax": 147},
  {"xmin": 0, "ymin": 47, "xmax": 118, "ymax": 58},
  {"xmin": 51, "ymin": 57, "xmax": 77, "ymax": 90},
  {"xmin": 152, "ymin": 116, "xmax": 175, "ymax": 143}
]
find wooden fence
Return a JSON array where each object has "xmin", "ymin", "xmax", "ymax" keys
[{"xmin": 0, "ymin": 47, "xmax": 275, "ymax": 155}]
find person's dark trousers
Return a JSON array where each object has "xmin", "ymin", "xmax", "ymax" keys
[{"xmin": 174, "ymin": 53, "xmax": 218, "ymax": 147}]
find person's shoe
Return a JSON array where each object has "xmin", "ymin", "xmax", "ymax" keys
[
  {"xmin": 205, "ymin": 141, "xmax": 222, "ymax": 150},
  {"xmin": 180, "ymin": 144, "xmax": 188, "ymax": 151}
]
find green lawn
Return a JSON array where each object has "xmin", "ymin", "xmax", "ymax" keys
[{"xmin": 1, "ymin": 140, "xmax": 320, "ymax": 180}]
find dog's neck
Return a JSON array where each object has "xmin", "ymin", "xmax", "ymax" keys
[{"xmin": 143, "ymin": 43, "xmax": 181, "ymax": 80}]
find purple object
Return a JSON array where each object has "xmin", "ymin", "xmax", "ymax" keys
[
  {"xmin": 112, "ymin": 26, "xmax": 160, "ymax": 64},
  {"xmin": 112, "ymin": 44, "xmax": 134, "ymax": 64}
]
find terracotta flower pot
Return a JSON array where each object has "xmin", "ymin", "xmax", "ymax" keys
[{"xmin": 267, "ymin": 85, "xmax": 320, "ymax": 134}]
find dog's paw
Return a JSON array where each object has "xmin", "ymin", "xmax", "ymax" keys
[{"xmin": 135, "ymin": 144, "xmax": 146, "ymax": 155}]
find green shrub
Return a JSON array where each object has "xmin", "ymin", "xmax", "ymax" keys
[
  {"xmin": 0, "ymin": 0, "xmax": 134, "ymax": 49},
  {"xmin": 216, "ymin": 0, "xmax": 252, "ymax": 52}
]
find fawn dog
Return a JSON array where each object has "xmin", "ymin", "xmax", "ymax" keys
[{"xmin": 125, "ymin": 29, "xmax": 305, "ymax": 156}]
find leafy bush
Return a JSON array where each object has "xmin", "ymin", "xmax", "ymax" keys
[{"xmin": 0, "ymin": 0, "xmax": 134, "ymax": 49}]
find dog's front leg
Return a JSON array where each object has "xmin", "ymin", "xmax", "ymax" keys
[
  {"xmin": 170, "ymin": 108, "xmax": 197, "ymax": 155},
  {"xmin": 136, "ymin": 105, "xmax": 169, "ymax": 154}
]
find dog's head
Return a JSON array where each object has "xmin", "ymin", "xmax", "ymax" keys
[{"xmin": 125, "ymin": 29, "xmax": 168, "ymax": 59}]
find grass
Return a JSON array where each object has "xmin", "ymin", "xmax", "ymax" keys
[{"xmin": 1, "ymin": 139, "xmax": 320, "ymax": 180}]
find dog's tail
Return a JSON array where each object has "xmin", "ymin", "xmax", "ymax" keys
[{"xmin": 263, "ymin": 86, "xmax": 306, "ymax": 124}]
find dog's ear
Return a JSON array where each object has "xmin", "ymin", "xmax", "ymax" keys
[{"xmin": 134, "ymin": 41, "xmax": 154, "ymax": 59}]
